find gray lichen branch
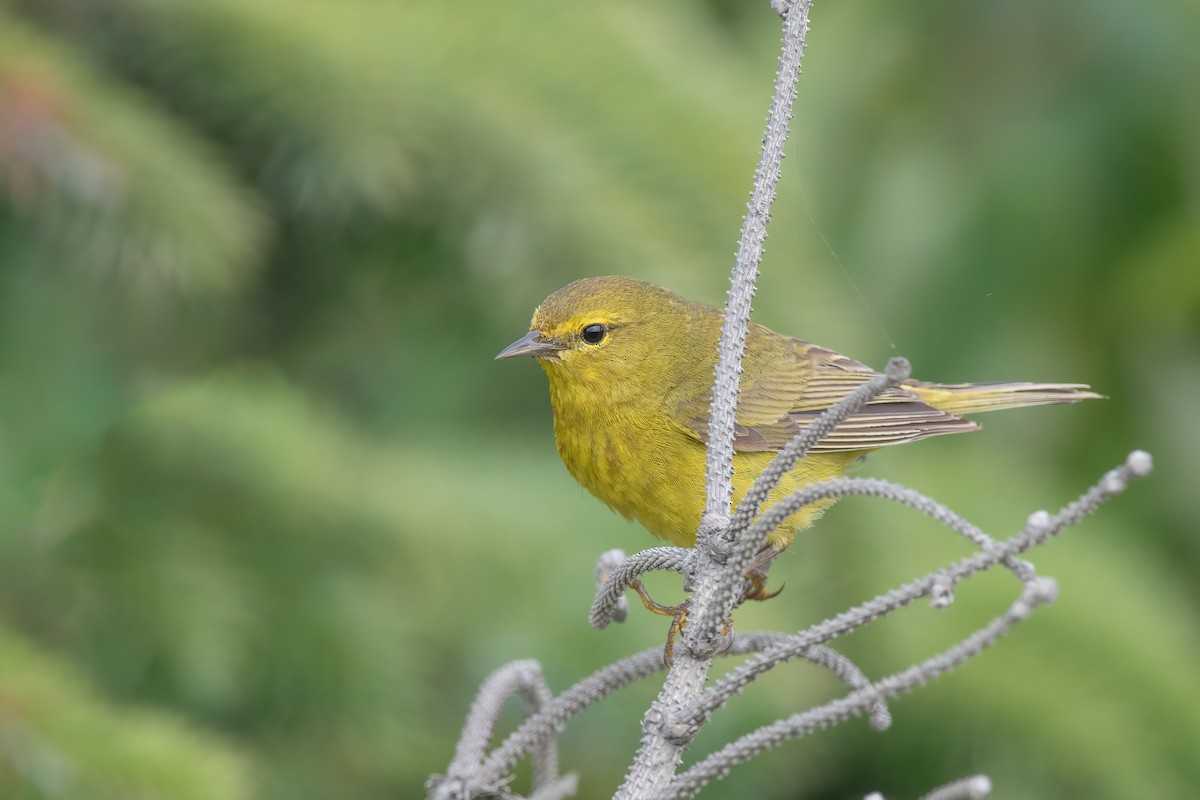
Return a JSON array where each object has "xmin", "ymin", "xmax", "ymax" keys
[
  {"xmin": 442, "ymin": 633, "xmax": 796, "ymax": 796},
  {"xmin": 671, "ymin": 450, "xmax": 1152, "ymax": 739},
  {"xmin": 701, "ymin": 0, "xmax": 813, "ymax": 532},
  {"xmin": 655, "ymin": 580, "xmax": 1058, "ymax": 800},
  {"xmin": 748, "ymin": 475, "xmax": 1036, "ymax": 582},
  {"xmin": 429, "ymin": 659, "xmax": 561, "ymax": 800}
]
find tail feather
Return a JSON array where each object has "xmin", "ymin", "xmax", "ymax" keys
[{"xmin": 905, "ymin": 380, "xmax": 1104, "ymax": 416}]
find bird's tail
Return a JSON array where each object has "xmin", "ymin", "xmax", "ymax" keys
[{"xmin": 904, "ymin": 380, "xmax": 1103, "ymax": 417}]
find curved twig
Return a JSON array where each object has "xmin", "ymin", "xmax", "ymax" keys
[
  {"xmin": 435, "ymin": 659, "xmax": 558, "ymax": 800},
  {"xmin": 589, "ymin": 547, "xmax": 692, "ymax": 629},
  {"xmin": 677, "ymin": 638, "xmax": 891, "ymax": 737},
  {"xmin": 675, "ymin": 451, "xmax": 1153, "ymax": 732},
  {"xmin": 701, "ymin": 0, "xmax": 814, "ymax": 535},
  {"xmin": 477, "ymin": 632, "xmax": 795, "ymax": 784},
  {"xmin": 748, "ymin": 476, "xmax": 1038, "ymax": 581},
  {"xmin": 657, "ymin": 580, "xmax": 1058, "ymax": 800}
]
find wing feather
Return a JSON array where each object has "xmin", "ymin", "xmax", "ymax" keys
[{"xmin": 667, "ymin": 334, "xmax": 978, "ymax": 454}]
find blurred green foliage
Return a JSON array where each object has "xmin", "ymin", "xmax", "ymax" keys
[{"xmin": 0, "ymin": 0, "xmax": 1197, "ymax": 798}]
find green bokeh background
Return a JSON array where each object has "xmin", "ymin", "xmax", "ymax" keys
[{"xmin": 1, "ymin": 1, "xmax": 1197, "ymax": 798}]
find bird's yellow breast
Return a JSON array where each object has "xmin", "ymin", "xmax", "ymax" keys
[{"xmin": 543, "ymin": 361, "xmax": 858, "ymax": 549}]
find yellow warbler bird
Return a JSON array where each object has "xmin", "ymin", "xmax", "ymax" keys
[{"xmin": 497, "ymin": 276, "xmax": 1099, "ymax": 554}]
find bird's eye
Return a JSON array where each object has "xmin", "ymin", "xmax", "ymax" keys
[{"xmin": 580, "ymin": 323, "xmax": 607, "ymax": 345}]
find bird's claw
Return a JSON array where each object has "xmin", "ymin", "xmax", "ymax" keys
[
  {"xmin": 743, "ymin": 544, "xmax": 785, "ymax": 602},
  {"xmin": 745, "ymin": 572, "xmax": 785, "ymax": 602}
]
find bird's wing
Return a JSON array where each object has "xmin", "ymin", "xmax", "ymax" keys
[{"xmin": 667, "ymin": 334, "xmax": 978, "ymax": 454}]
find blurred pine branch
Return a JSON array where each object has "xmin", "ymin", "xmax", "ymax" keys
[
  {"xmin": 0, "ymin": 624, "xmax": 252, "ymax": 799},
  {"xmin": 0, "ymin": 11, "xmax": 266, "ymax": 296}
]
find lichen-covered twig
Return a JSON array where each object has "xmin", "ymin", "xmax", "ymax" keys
[
  {"xmin": 431, "ymin": 659, "xmax": 560, "ymax": 800},
  {"xmin": 458, "ymin": 637, "xmax": 881, "ymax": 796},
  {"xmin": 461, "ymin": 632, "xmax": 796, "ymax": 791},
  {"xmin": 656, "ymin": 580, "xmax": 1057, "ymax": 800},
  {"xmin": 701, "ymin": 0, "xmax": 813, "ymax": 535},
  {"xmin": 644, "ymin": 451, "xmax": 1152, "ymax": 799},
  {"xmin": 745, "ymin": 476, "xmax": 1037, "ymax": 582},
  {"xmin": 675, "ymin": 450, "xmax": 1152, "ymax": 733},
  {"xmin": 610, "ymin": 8, "xmax": 817, "ymax": 797}
]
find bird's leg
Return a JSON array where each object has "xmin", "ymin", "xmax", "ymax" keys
[
  {"xmin": 661, "ymin": 605, "xmax": 688, "ymax": 666},
  {"xmin": 628, "ymin": 579, "xmax": 695, "ymax": 666},
  {"xmin": 662, "ymin": 609, "xmax": 734, "ymax": 667},
  {"xmin": 631, "ymin": 579, "xmax": 687, "ymax": 616},
  {"xmin": 744, "ymin": 545, "xmax": 785, "ymax": 602},
  {"xmin": 630, "ymin": 582, "xmax": 736, "ymax": 666}
]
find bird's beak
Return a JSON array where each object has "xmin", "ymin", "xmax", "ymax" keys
[{"xmin": 495, "ymin": 329, "xmax": 562, "ymax": 360}]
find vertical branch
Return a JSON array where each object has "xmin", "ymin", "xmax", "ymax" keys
[
  {"xmin": 616, "ymin": 4, "xmax": 815, "ymax": 798},
  {"xmin": 702, "ymin": 0, "xmax": 813, "ymax": 537}
]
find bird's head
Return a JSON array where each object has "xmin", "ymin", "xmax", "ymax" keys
[{"xmin": 496, "ymin": 276, "xmax": 699, "ymax": 387}]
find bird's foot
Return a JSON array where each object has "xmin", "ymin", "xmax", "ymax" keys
[
  {"xmin": 743, "ymin": 544, "xmax": 785, "ymax": 602},
  {"xmin": 661, "ymin": 604, "xmax": 690, "ymax": 667},
  {"xmin": 629, "ymin": 579, "xmax": 694, "ymax": 666},
  {"xmin": 630, "ymin": 579, "xmax": 686, "ymax": 616},
  {"xmin": 745, "ymin": 573, "xmax": 785, "ymax": 602},
  {"xmin": 659, "ymin": 605, "xmax": 734, "ymax": 666}
]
